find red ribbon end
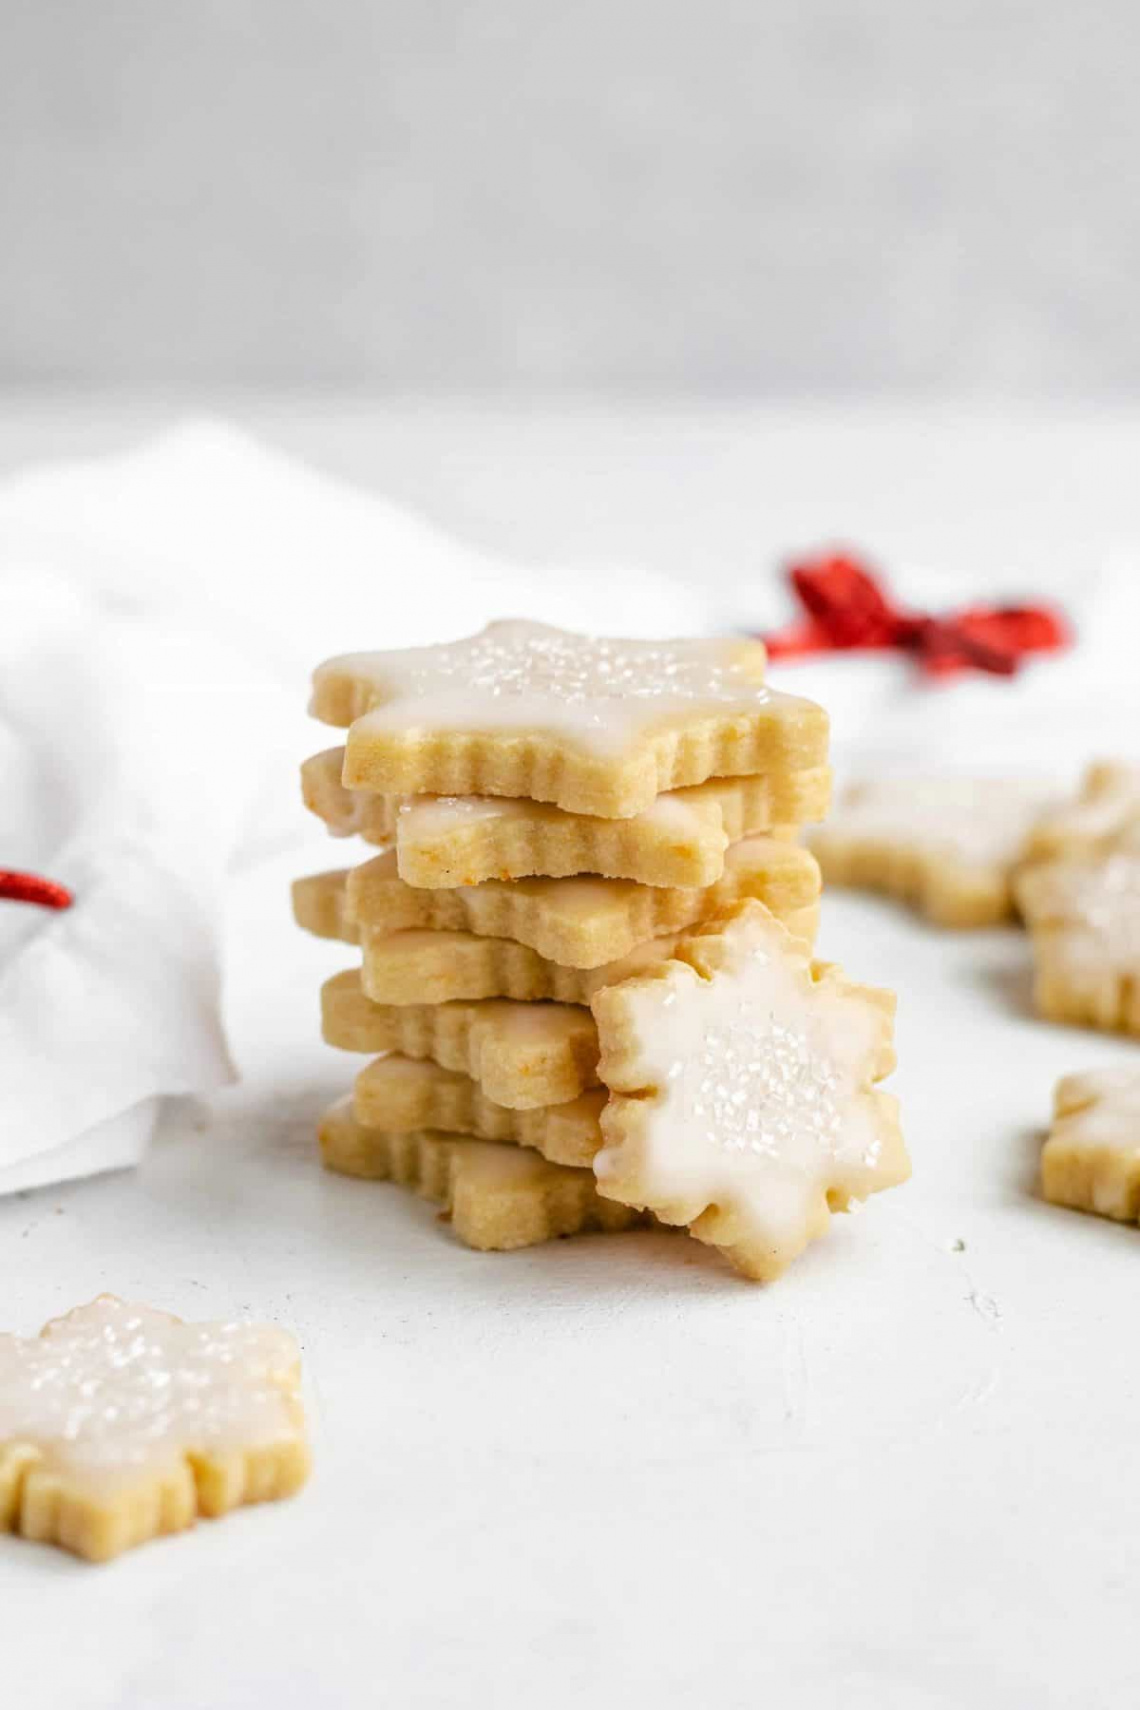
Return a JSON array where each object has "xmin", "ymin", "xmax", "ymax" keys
[{"xmin": 0, "ymin": 871, "xmax": 74, "ymax": 910}]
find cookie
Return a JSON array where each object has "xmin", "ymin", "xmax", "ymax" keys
[
  {"xmin": 341, "ymin": 834, "xmax": 821, "ymax": 969},
  {"xmin": 293, "ymin": 867, "xmax": 358, "ymax": 943},
  {"xmin": 311, "ymin": 619, "xmax": 828, "ymax": 818},
  {"xmin": 1026, "ymin": 762, "xmax": 1140, "ymax": 862},
  {"xmin": 354, "ymin": 907, "xmax": 818, "ymax": 1005},
  {"xmin": 1015, "ymin": 851, "xmax": 1140, "ymax": 1033},
  {"xmin": 352, "ymin": 1055, "xmax": 603, "ymax": 1167},
  {"xmin": 319, "ymin": 1098, "xmax": 651, "ymax": 1249},
  {"xmin": 1042, "ymin": 1067, "xmax": 1140, "ymax": 1223},
  {"xmin": 589, "ymin": 899, "xmax": 907, "ymax": 1280},
  {"xmin": 302, "ymin": 743, "xmax": 831, "ymax": 888},
  {"xmin": 301, "ymin": 747, "xmax": 398, "ymax": 844},
  {"xmin": 0, "ymin": 1296, "xmax": 309, "ymax": 1563},
  {"xmin": 320, "ymin": 970, "xmax": 601, "ymax": 1108},
  {"xmin": 810, "ymin": 775, "xmax": 1057, "ymax": 927},
  {"xmin": 357, "ymin": 925, "xmax": 686, "ymax": 1006}
]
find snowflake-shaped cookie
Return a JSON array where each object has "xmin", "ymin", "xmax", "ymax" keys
[
  {"xmin": 1016, "ymin": 851, "xmax": 1140, "ymax": 1033},
  {"xmin": 811, "ymin": 775, "xmax": 1056, "ymax": 926},
  {"xmin": 1043, "ymin": 1068, "xmax": 1140, "ymax": 1223},
  {"xmin": 589, "ymin": 900, "xmax": 907, "ymax": 1280},
  {"xmin": 0, "ymin": 1296, "xmax": 309, "ymax": 1561},
  {"xmin": 311, "ymin": 620, "xmax": 827, "ymax": 818}
]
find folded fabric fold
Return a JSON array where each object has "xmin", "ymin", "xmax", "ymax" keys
[{"xmin": 0, "ymin": 422, "xmax": 708, "ymax": 1196}]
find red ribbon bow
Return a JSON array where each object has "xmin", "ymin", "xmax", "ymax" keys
[
  {"xmin": 763, "ymin": 552, "xmax": 1069, "ymax": 678},
  {"xmin": 0, "ymin": 870, "xmax": 73, "ymax": 909}
]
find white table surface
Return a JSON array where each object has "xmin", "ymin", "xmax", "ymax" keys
[{"xmin": 2, "ymin": 400, "xmax": 1139, "ymax": 1710}]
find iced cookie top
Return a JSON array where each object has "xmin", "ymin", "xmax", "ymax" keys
[
  {"xmin": 1028, "ymin": 762, "xmax": 1140, "ymax": 862},
  {"xmin": 822, "ymin": 776, "xmax": 1056, "ymax": 868},
  {"xmin": 1053, "ymin": 1067, "xmax": 1140, "ymax": 1144},
  {"xmin": 314, "ymin": 621, "xmax": 771, "ymax": 747},
  {"xmin": 1018, "ymin": 851, "xmax": 1140, "ymax": 965},
  {"xmin": 591, "ymin": 901, "xmax": 907, "ymax": 1279},
  {"xmin": 0, "ymin": 1296, "xmax": 303, "ymax": 1491},
  {"xmin": 310, "ymin": 621, "xmax": 825, "ymax": 819}
]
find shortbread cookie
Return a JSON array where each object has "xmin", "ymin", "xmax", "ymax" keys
[
  {"xmin": 319, "ymin": 1099, "xmax": 650, "ymax": 1249},
  {"xmin": 1026, "ymin": 762, "xmax": 1140, "ymax": 862},
  {"xmin": 355, "ymin": 909, "xmax": 818, "ymax": 1005},
  {"xmin": 302, "ymin": 744, "xmax": 831, "ymax": 889},
  {"xmin": 321, "ymin": 971, "xmax": 600, "ymax": 1108},
  {"xmin": 590, "ymin": 900, "xmax": 908, "ymax": 1280},
  {"xmin": 352, "ymin": 1055, "xmax": 604, "ymax": 1167},
  {"xmin": 1015, "ymin": 851, "xmax": 1140, "ymax": 1033},
  {"xmin": 358, "ymin": 925, "xmax": 687, "ymax": 1006},
  {"xmin": 301, "ymin": 747, "xmax": 400, "ymax": 844},
  {"xmin": 811, "ymin": 775, "xmax": 1056, "ymax": 927},
  {"xmin": 1042, "ymin": 1067, "xmax": 1140, "ymax": 1223},
  {"xmin": 293, "ymin": 868, "xmax": 358, "ymax": 943},
  {"xmin": 0, "ymin": 1296, "xmax": 309, "ymax": 1563},
  {"xmin": 296, "ymin": 868, "xmax": 819, "ymax": 990},
  {"xmin": 311, "ymin": 620, "xmax": 828, "ymax": 818},
  {"xmin": 340, "ymin": 834, "xmax": 821, "ymax": 969}
]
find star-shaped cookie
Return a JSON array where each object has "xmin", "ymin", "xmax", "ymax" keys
[
  {"xmin": 811, "ymin": 775, "xmax": 1056, "ymax": 927},
  {"xmin": 301, "ymin": 742, "xmax": 831, "ymax": 889},
  {"xmin": 0, "ymin": 1296, "xmax": 309, "ymax": 1562},
  {"xmin": 319, "ymin": 1098, "xmax": 651, "ymax": 1249},
  {"xmin": 1043, "ymin": 1068, "xmax": 1140, "ymax": 1223},
  {"xmin": 311, "ymin": 620, "xmax": 827, "ymax": 818},
  {"xmin": 589, "ymin": 899, "xmax": 907, "ymax": 1280}
]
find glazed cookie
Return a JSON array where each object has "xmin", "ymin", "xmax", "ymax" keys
[
  {"xmin": 355, "ymin": 910, "xmax": 817, "ymax": 1006},
  {"xmin": 590, "ymin": 900, "xmax": 907, "ymax": 1280},
  {"xmin": 301, "ymin": 747, "xmax": 400, "ymax": 844},
  {"xmin": 1026, "ymin": 762, "xmax": 1140, "ymax": 863},
  {"xmin": 810, "ymin": 775, "xmax": 1056, "ymax": 927},
  {"xmin": 293, "ymin": 867, "xmax": 358, "ymax": 943},
  {"xmin": 358, "ymin": 925, "xmax": 687, "ymax": 1006},
  {"xmin": 320, "ymin": 970, "xmax": 601, "ymax": 1108},
  {"xmin": 0, "ymin": 1297, "xmax": 309, "ymax": 1562},
  {"xmin": 1015, "ymin": 851, "xmax": 1140, "ymax": 1034},
  {"xmin": 353, "ymin": 1056, "xmax": 604, "ymax": 1167},
  {"xmin": 311, "ymin": 620, "xmax": 827, "ymax": 818},
  {"xmin": 339, "ymin": 834, "xmax": 821, "ymax": 969},
  {"xmin": 1042, "ymin": 1067, "xmax": 1140, "ymax": 1223},
  {"xmin": 302, "ymin": 743, "xmax": 831, "ymax": 889},
  {"xmin": 319, "ymin": 1100, "xmax": 651, "ymax": 1249}
]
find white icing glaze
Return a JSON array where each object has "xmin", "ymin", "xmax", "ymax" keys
[
  {"xmin": 1030, "ymin": 854, "xmax": 1140, "ymax": 967},
  {"xmin": 321, "ymin": 620, "xmax": 771, "ymax": 754},
  {"xmin": 1035, "ymin": 763, "xmax": 1140, "ymax": 853},
  {"xmin": 1052, "ymin": 1069, "xmax": 1140, "ymax": 1153},
  {"xmin": 0, "ymin": 1297, "xmax": 301, "ymax": 1491},
  {"xmin": 596, "ymin": 907, "xmax": 893, "ymax": 1247},
  {"xmin": 398, "ymin": 783, "xmax": 710, "ymax": 840},
  {"xmin": 828, "ymin": 776, "xmax": 1056, "ymax": 867}
]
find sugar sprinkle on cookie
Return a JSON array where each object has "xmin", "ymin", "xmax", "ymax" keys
[{"xmin": 0, "ymin": 1296, "xmax": 309, "ymax": 1562}]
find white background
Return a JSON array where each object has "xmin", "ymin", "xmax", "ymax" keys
[
  {"xmin": 1, "ymin": 404, "xmax": 1138, "ymax": 1708},
  {"xmin": 4, "ymin": 2, "xmax": 1140, "ymax": 393}
]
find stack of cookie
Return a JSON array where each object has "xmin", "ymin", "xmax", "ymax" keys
[{"xmin": 294, "ymin": 621, "xmax": 909, "ymax": 1280}]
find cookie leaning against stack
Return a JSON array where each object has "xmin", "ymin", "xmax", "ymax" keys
[{"xmin": 295, "ymin": 619, "xmax": 909, "ymax": 1280}]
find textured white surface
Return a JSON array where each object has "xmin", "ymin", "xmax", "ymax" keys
[{"xmin": 2, "ymin": 403, "xmax": 1139, "ymax": 1707}]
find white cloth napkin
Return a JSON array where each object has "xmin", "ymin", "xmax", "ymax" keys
[{"xmin": 0, "ymin": 422, "xmax": 707, "ymax": 1196}]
